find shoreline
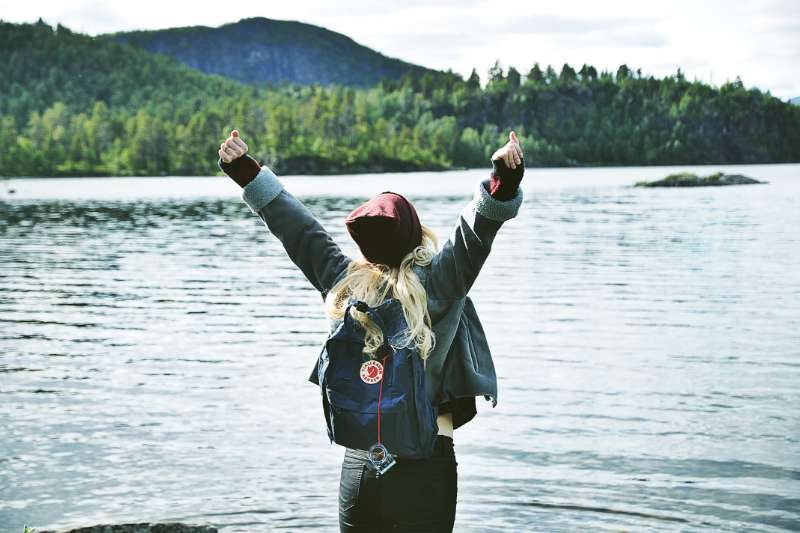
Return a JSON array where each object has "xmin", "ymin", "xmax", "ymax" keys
[{"xmin": 2, "ymin": 160, "xmax": 799, "ymax": 180}]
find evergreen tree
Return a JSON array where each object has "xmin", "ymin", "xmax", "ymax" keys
[
  {"xmin": 0, "ymin": 20, "xmax": 798, "ymax": 177},
  {"xmin": 466, "ymin": 68, "xmax": 481, "ymax": 90},
  {"xmin": 527, "ymin": 63, "xmax": 544, "ymax": 85}
]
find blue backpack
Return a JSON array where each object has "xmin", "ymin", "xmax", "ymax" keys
[{"xmin": 315, "ymin": 296, "xmax": 439, "ymax": 474}]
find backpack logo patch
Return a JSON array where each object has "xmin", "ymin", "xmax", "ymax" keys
[{"xmin": 360, "ymin": 360, "xmax": 384, "ymax": 384}]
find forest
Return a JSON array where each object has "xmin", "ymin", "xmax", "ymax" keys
[{"xmin": 1, "ymin": 19, "xmax": 799, "ymax": 177}]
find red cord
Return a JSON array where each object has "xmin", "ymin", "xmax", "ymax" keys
[{"xmin": 377, "ymin": 354, "xmax": 389, "ymax": 444}]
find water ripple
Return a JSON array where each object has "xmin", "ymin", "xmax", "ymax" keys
[{"xmin": 1, "ymin": 165, "xmax": 799, "ymax": 532}]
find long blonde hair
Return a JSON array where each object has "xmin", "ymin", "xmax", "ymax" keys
[{"xmin": 325, "ymin": 224, "xmax": 439, "ymax": 366}]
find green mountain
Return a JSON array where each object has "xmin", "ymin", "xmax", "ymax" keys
[
  {"xmin": 0, "ymin": 18, "xmax": 248, "ymax": 124},
  {"xmin": 105, "ymin": 17, "xmax": 438, "ymax": 87},
  {"xmin": 1, "ymin": 19, "xmax": 799, "ymax": 177}
]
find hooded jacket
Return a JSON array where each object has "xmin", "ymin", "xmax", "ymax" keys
[{"xmin": 230, "ymin": 161, "xmax": 524, "ymax": 429}]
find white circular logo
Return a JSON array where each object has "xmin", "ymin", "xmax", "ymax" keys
[{"xmin": 360, "ymin": 360, "xmax": 384, "ymax": 384}]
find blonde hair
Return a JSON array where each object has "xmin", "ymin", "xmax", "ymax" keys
[{"xmin": 325, "ymin": 224, "xmax": 439, "ymax": 366}]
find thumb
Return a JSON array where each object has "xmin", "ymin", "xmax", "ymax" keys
[
  {"xmin": 509, "ymin": 131, "xmax": 517, "ymax": 144},
  {"xmin": 231, "ymin": 129, "xmax": 239, "ymax": 138}
]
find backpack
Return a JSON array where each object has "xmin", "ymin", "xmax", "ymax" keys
[{"xmin": 315, "ymin": 296, "xmax": 439, "ymax": 474}]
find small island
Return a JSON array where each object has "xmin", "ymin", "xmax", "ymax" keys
[{"xmin": 635, "ymin": 172, "xmax": 767, "ymax": 187}]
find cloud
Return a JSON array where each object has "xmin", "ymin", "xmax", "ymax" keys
[
  {"xmin": 488, "ymin": 14, "xmax": 668, "ymax": 49},
  {"xmin": 368, "ymin": 30, "xmax": 487, "ymax": 51},
  {"xmin": 503, "ymin": 14, "xmax": 656, "ymax": 35},
  {"xmin": 56, "ymin": 0, "xmax": 128, "ymax": 33},
  {"xmin": 0, "ymin": 0, "xmax": 797, "ymax": 97}
]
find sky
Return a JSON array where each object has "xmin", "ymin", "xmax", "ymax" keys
[{"xmin": 1, "ymin": 0, "xmax": 798, "ymax": 100}]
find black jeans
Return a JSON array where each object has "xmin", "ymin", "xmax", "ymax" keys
[{"xmin": 339, "ymin": 435, "xmax": 458, "ymax": 532}]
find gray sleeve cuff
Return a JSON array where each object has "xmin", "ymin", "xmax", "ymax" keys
[
  {"xmin": 472, "ymin": 178, "xmax": 523, "ymax": 222},
  {"xmin": 241, "ymin": 166, "xmax": 284, "ymax": 215}
]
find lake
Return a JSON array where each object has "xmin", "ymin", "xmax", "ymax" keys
[{"xmin": 1, "ymin": 164, "xmax": 799, "ymax": 532}]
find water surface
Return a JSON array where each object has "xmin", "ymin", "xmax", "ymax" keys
[{"xmin": 1, "ymin": 164, "xmax": 799, "ymax": 532}]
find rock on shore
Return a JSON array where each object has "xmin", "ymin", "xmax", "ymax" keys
[
  {"xmin": 39, "ymin": 523, "xmax": 217, "ymax": 533},
  {"xmin": 635, "ymin": 172, "xmax": 767, "ymax": 187}
]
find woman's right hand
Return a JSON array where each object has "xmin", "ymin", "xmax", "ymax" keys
[
  {"xmin": 491, "ymin": 131, "xmax": 523, "ymax": 169},
  {"xmin": 219, "ymin": 129, "xmax": 248, "ymax": 163}
]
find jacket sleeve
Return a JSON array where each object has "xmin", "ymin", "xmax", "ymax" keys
[
  {"xmin": 426, "ymin": 175, "xmax": 524, "ymax": 301},
  {"xmin": 240, "ymin": 164, "xmax": 352, "ymax": 297}
]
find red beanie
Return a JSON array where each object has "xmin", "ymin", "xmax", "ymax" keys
[{"xmin": 345, "ymin": 191, "xmax": 423, "ymax": 267}]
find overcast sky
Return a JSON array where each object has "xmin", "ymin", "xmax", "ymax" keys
[{"xmin": 2, "ymin": 0, "xmax": 798, "ymax": 99}]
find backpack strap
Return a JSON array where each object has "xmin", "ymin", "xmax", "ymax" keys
[
  {"xmin": 347, "ymin": 298, "xmax": 389, "ymax": 333},
  {"xmin": 346, "ymin": 297, "xmax": 401, "ymax": 355},
  {"xmin": 346, "ymin": 297, "xmax": 414, "ymax": 353}
]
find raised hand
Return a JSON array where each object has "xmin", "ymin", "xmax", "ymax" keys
[
  {"xmin": 219, "ymin": 129, "xmax": 248, "ymax": 163},
  {"xmin": 491, "ymin": 131, "xmax": 524, "ymax": 169}
]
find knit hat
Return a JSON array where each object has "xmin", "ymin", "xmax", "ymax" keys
[{"xmin": 345, "ymin": 191, "xmax": 422, "ymax": 267}]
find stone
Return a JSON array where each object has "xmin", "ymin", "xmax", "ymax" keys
[{"xmin": 38, "ymin": 522, "xmax": 217, "ymax": 533}]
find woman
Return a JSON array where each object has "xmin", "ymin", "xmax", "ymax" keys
[{"xmin": 217, "ymin": 130, "xmax": 524, "ymax": 532}]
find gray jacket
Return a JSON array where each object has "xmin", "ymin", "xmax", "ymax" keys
[{"xmin": 239, "ymin": 166, "xmax": 524, "ymax": 429}]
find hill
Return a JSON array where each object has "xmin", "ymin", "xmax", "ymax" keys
[
  {"xmin": 106, "ymin": 17, "xmax": 438, "ymax": 87},
  {"xmin": 0, "ymin": 18, "xmax": 249, "ymax": 124},
  {"xmin": 1, "ymin": 19, "xmax": 799, "ymax": 177},
  {"xmin": 791, "ymin": 97, "xmax": 800, "ymax": 105}
]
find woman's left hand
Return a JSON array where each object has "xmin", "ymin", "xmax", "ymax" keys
[
  {"xmin": 219, "ymin": 129, "xmax": 248, "ymax": 163},
  {"xmin": 491, "ymin": 131, "xmax": 523, "ymax": 169}
]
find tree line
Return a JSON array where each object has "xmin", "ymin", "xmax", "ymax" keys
[{"xmin": 1, "ymin": 20, "xmax": 798, "ymax": 177}]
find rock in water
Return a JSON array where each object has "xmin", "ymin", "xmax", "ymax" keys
[
  {"xmin": 39, "ymin": 523, "xmax": 217, "ymax": 533},
  {"xmin": 635, "ymin": 172, "xmax": 767, "ymax": 187}
]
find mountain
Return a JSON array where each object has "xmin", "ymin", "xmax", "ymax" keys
[
  {"xmin": 1, "ymin": 19, "xmax": 799, "ymax": 178},
  {"xmin": 791, "ymin": 97, "xmax": 800, "ymax": 105},
  {"xmin": 105, "ymin": 17, "xmax": 438, "ymax": 87},
  {"xmin": 0, "ymin": 18, "xmax": 249, "ymax": 123}
]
